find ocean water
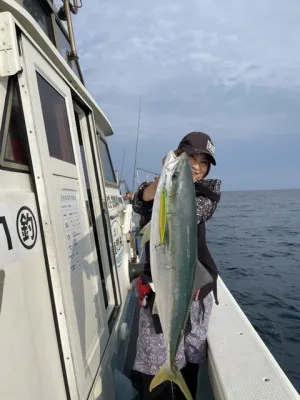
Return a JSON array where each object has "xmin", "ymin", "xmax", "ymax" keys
[{"xmin": 207, "ymin": 189, "xmax": 300, "ymax": 393}]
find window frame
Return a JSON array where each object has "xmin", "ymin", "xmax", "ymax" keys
[
  {"xmin": 36, "ymin": 71, "xmax": 76, "ymax": 165},
  {"xmin": 22, "ymin": 0, "xmax": 56, "ymax": 44},
  {"xmin": 20, "ymin": 0, "xmax": 84, "ymax": 84},
  {"xmin": 73, "ymin": 100, "xmax": 120, "ymax": 321},
  {"xmin": 98, "ymin": 134, "xmax": 118, "ymax": 187},
  {"xmin": 0, "ymin": 77, "xmax": 30, "ymax": 173}
]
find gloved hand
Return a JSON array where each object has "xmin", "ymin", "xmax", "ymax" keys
[{"xmin": 136, "ymin": 276, "xmax": 153, "ymax": 307}]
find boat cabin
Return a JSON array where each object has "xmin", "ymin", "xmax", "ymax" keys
[{"xmin": 0, "ymin": 0, "xmax": 138, "ymax": 398}]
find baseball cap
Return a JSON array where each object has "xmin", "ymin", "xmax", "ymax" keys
[{"xmin": 178, "ymin": 131, "xmax": 216, "ymax": 166}]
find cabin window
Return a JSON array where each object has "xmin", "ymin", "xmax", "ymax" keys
[
  {"xmin": 0, "ymin": 77, "xmax": 29, "ymax": 170},
  {"xmin": 23, "ymin": 0, "xmax": 55, "ymax": 44},
  {"xmin": 75, "ymin": 112, "xmax": 109, "ymax": 307},
  {"xmin": 74, "ymin": 107, "xmax": 118, "ymax": 314},
  {"xmin": 36, "ymin": 72, "xmax": 75, "ymax": 164},
  {"xmin": 99, "ymin": 138, "xmax": 116, "ymax": 184}
]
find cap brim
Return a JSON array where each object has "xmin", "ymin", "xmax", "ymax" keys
[
  {"xmin": 202, "ymin": 151, "xmax": 216, "ymax": 166},
  {"xmin": 184, "ymin": 149, "xmax": 216, "ymax": 166}
]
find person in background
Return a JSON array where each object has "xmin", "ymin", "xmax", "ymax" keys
[
  {"xmin": 123, "ymin": 191, "xmax": 135, "ymax": 202},
  {"xmin": 131, "ymin": 132, "xmax": 222, "ymax": 399}
]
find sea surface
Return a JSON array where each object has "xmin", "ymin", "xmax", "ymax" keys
[{"xmin": 207, "ymin": 188, "xmax": 300, "ymax": 393}]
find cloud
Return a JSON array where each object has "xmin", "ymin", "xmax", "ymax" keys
[
  {"xmin": 72, "ymin": 0, "xmax": 300, "ymax": 190},
  {"xmin": 74, "ymin": 0, "xmax": 300, "ymax": 89}
]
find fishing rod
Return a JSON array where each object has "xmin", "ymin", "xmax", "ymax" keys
[
  {"xmin": 120, "ymin": 150, "xmax": 126, "ymax": 181},
  {"xmin": 131, "ymin": 97, "xmax": 142, "ymax": 192}
]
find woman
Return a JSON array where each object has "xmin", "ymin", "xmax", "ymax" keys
[{"xmin": 132, "ymin": 131, "xmax": 221, "ymax": 399}]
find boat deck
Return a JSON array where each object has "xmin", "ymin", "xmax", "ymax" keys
[{"xmin": 208, "ymin": 278, "xmax": 300, "ymax": 400}]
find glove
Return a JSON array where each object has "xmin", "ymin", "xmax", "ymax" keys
[{"xmin": 136, "ymin": 276, "xmax": 153, "ymax": 307}]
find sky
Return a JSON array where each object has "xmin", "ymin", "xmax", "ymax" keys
[{"xmin": 71, "ymin": 0, "xmax": 300, "ymax": 191}]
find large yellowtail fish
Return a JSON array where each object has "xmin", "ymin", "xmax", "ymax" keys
[{"xmin": 141, "ymin": 150, "xmax": 212, "ymax": 399}]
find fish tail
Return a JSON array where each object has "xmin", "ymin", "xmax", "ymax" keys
[
  {"xmin": 140, "ymin": 221, "xmax": 151, "ymax": 248},
  {"xmin": 149, "ymin": 363, "xmax": 193, "ymax": 400}
]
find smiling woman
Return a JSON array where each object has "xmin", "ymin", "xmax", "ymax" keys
[{"xmin": 174, "ymin": 149, "xmax": 211, "ymax": 181}]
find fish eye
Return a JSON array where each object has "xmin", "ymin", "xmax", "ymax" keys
[{"xmin": 172, "ymin": 172, "xmax": 179, "ymax": 181}]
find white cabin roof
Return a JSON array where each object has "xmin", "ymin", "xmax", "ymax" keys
[{"xmin": 0, "ymin": 0, "xmax": 114, "ymax": 136}]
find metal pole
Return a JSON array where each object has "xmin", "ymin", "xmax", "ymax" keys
[{"xmin": 64, "ymin": 0, "xmax": 78, "ymax": 60}]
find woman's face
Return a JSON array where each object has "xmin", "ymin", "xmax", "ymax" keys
[{"xmin": 188, "ymin": 153, "xmax": 209, "ymax": 181}]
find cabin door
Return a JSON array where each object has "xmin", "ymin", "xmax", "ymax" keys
[
  {"xmin": 19, "ymin": 35, "xmax": 111, "ymax": 399},
  {"xmin": 0, "ymin": 75, "xmax": 67, "ymax": 399}
]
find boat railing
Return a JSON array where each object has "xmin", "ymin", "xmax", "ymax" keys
[{"xmin": 136, "ymin": 167, "xmax": 158, "ymax": 186}]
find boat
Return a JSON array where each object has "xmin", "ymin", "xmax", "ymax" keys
[{"xmin": 0, "ymin": 0, "xmax": 299, "ymax": 399}]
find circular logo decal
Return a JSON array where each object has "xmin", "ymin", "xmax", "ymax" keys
[
  {"xmin": 16, "ymin": 206, "xmax": 38, "ymax": 249},
  {"xmin": 111, "ymin": 219, "xmax": 124, "ymax": 268}
]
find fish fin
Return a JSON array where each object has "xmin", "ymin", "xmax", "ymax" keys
[
  {"xmin": 139, "ymin": 246, "xmax": 145, "ymax": 260},
  {"xmin": 152, "ymin": 299, "xmax": 158, "ymax": 314},
  {"xmin": 194, "ymin": 259, "xmax": 213, "ymax": 289},
  {"xmin": 149, "ymin": 363, "xmax": 193, "ymax": 400},
  {"xmin": 159, "ymin": 188, "xmax": 167, "ymax": 244},
  {"xmin": 140, "ymin": 221, "xmax": 150, "ymax": 236},
  {"xmin": 140, "ymin": 221, "xmax": 151, "ymax": 248},
  {"xmin": 149, "ymin": 283, "xmax": 156, "ymax": 293}
]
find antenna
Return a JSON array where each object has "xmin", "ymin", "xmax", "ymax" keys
[{"xmin": 132, "ymin": 97, "xmax": 142, "ymax": 192}]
